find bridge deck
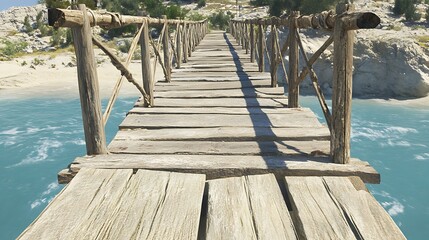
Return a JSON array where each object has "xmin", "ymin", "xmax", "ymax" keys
[{"xmin": 19, "ymin": 31, "xmax": 405, "ymax": 239}]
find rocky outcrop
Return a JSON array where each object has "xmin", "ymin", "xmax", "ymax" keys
[{"xmin": 0, "ymin": 4, "xmax": 46, "ymax": 37}]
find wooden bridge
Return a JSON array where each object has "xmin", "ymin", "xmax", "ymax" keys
[{"xmin": 19, "ymin": 4, "xmax": 405, "ymax": 239}]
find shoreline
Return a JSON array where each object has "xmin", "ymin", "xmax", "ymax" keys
[
  {"xmin": 0, "ymin": 52, "xmax": 165, "ymax": 100},
  {"xmin": 1, "ymin": 53, "xmax": 428, "ymax": 109}
]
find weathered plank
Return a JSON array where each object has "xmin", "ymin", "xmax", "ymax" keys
[
  {"xmin": 205, "ymin": 174, "xmax": 297, "ymax": 239},
  {"xmin": 154, "ymin": 88, "xmax": 286, "ymax": 99},
  {"xmin": 284, "ymin": 176, "xmax": 357, "ymax": 239},
  {"xmin": 135, "ymin": 98, "xmax": 287, "ymax": 108},
  {"xmin": 66, "ymin": 155, "xmax": 380, "ymax": 184},
  {"xmin": 113, "ymin": 127, "xmax": 330, "ymax": 141},
  {"xmin": 155, "ymin": 80, "xmax": 273, "ymax": 91},
  {"xmin": 285, "ymin": 177, "xmax": 405, "ymax": 239},
  {"xmin": 19, "ymin": 168, "xmax": 133, "ymax": 239},
  {"xmin": 128, "ymin": 106, "xmax": 318, "ymax": 116},
  {"xmin": 108, "ymin": 140, "xmax": 330, "ymax": 156},
  {"xmin": 119, "ymin": 113, "xmax": 322, "ymax": 129},
  {"xmin": 172, "ymin": 67, "xmax": 260, "ymax": 73},
  {"xmin": 91, "ymin": 170, "xmax": 205, "ymax": 240},
  {"xmin": 322, "ymin": 177, "xmax": 406, "ymax": 239},
  {"xmin": 20, "ymin": 169, "xmax": 206, "ymax": 240},
  {"xmin": 170, "ymin": 75, "xmax": 271, "ymax": 82},
  {"xmin": 171, "ymin": 72, "xmax": 268, "ymax": 78}
]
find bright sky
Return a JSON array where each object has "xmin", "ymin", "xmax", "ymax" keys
[{"xmin": 0, "ymin": 0, "xmax": 39, "ymax": 11}]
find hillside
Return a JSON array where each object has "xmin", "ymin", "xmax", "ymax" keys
[{"xmin": 0, "ymin": 0, "xmax": 429, "ymax": 100}]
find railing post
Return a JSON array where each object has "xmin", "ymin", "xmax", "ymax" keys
[
  {"xmin": 250, "ymin": 23, "xmax": 255, "ymax": 63},
  {"xmin": 188, "ymin": 24, "xmax": 193, "ymax": 57},
  {"xmin": 241, "ymin": 23, "xmax": 246, "ymax": 49},
  {"xmin": 176, "ymin": 24, "xmax": 182, "ymax": 69},
  {"xmin": 140, "ymin": 19, "xmax": 154, "ymax": 106},
  {"xmin": 183, "ymin": 23, "xmax": 188, "ymax": 63},
  {"xmin": 245, "ymin": 23, "xmax": 249, "ymax": 54},
  {"xmin": 162, "ymin": 16, "xmax": 171, "ymax": 82},
  {"xmin": 288, "ymin": 11, "xmax": 299, "ymax": 108},
  {"xmin": 72, "ymin": 4, "xmax": 107, "ymax": 155},
  {"xmin": 331, "ymin": 3, "xmax": 355, "ymax": 164},
  {"xmin": 270, "ymin": 24, "xmax": 278, "ymax": 87},
  {"xmin": 257, "ymin": 22, "xmax": 264, "ymax": 72}
]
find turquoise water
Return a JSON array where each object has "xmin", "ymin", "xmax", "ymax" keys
[
  {"xmin": 0, "ymin": 96, "xmax": 428, "ymax": 239},
  {"xmin": 0, "ymin": 97, "xmax": 136, "ymax": 239},
  {"xmin": 300, "ymin": 96, "xmax": 429, "ymax": 240}
]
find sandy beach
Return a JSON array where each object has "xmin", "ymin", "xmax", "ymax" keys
[{"xmin": 0, "ymin": 50, "xmax": 165, "ymax": 100}]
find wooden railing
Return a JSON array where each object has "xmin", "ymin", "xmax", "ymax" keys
[
  {"xmin": 230, "ymin": 3, "xmax": 380, "ymax": 164},
  {"xmin": 48, "ymin": 4, "xmax": 208, "ymax": 155}
]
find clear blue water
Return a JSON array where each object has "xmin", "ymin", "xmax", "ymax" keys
[
  {"xmin": 0, "ymin": 96, "xmax": 428, "ymax": 239},
  {"xmin": 0, "ymin": 97, "xmax": 136, "ymax": 239}
]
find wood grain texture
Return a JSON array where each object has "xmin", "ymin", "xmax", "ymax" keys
[
  {"xmin": 128, "ymin": 106, "xmax": 318, "ymax": 116},
  {"xmin": 113, "ymin": 127, "xmax": 330, "ymax": 141},
  {"xmin": 153, "ymin": 88, "xmax": 286, "ymax": 99},
  {"xmin": 20, "ymin": 169, "xmax": 205, "ymax": 240},
  {"xmin": 119, "ymin": 113, "xmax": 322, "ymax": 129},
  {"xmin": 108, "ymin": 140, "xmax": 330, "ymax": 156},
  {"xmin": 71, "ymin": 4, "xmax": 107, "ymax": 155},
  {"xmin": 285, "ymin": 176, "xmax": 406, "ymax": 240},
  {"xmin": 206, "ymin": 174, "xmax": 297, "ymax": 239},
  {"xmin": 67, "ymin": 155, "xmax": 380, "ymax": 184},
  {"xmin": 135, "ymin": 98, "xmax": 287, "ymax": 108}
]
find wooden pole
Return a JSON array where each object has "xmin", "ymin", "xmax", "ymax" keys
[
  {"xmin": 188, "ymin": 24, "xmax": 193, "ymax": 57},
  {"xmin": 250, "ymin": 23, "xmax": 255, "ymax": 63},
  {"xmin": 176, "ymin": 24, "xmax": 182, "ymax": 69},
  {"xmin": 183, "ymin": 23, "xmax": 188, "ymax": 63},
  {"xmin": 245, "ymin": 23, "xmax": 249, "ymax": 54},
  {"xmin": 270, "ymin": 24, "xmax": 278, "ymax": 87},
  {"xmin": 258, "ymin": 23, "xmax": 264, "ymax": 72},
  {"xmin": 71, "ymin": 4, "xmax": 107, "ymax": 155},
  {"xmin": 331, "ymin": 3, "xmax": 355, "ymax": 164},
  {"xmin": 140, "ymin": 19, "xmax": 154, "ymax": 106},
  {"xmin": 162, "ymin": 16, "xmax": 171, "ymax": 82},
  {"xmin": 288, "ymin": 11, "xmax": 299, "ymax": 108}
]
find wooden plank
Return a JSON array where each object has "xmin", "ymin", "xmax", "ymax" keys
[
  {"xmin": 119, "ymin": 113, "xmax": 322, "ymax": 129},
  {"xmin": 284, "ymin": 176, "xmax": 357, "ymax": 239},
  {"xmin": 108, "ymin": 140, "xmax": 330, "ymax": 156},
  {"xmin": 322, "ymin": 177, "xmax": 406, "ymax": 239},
  {"xmin": 171, "ymin": 72, "xmax": 269, "ymax": 79},
  {"xmin": 205, "ymin": 174, "xmax": 297, "ymax": 239},
  {"xmin": 172, "ymin": 67, "xmax": 260, "ymax": 73},
  {"xmin": 67, "ymin": 155, "xmax": 380, "ymax": 184},
  {"xmin": 154, "ymin": 88, "xmax": 286, "ymax": 99},
  {"xmin": 113, "ymin": 127, "xmax": 330, "ymax": 141},
  {"xmin": 18, "ymin": 168, "xmax": 133, "ymax": 239},
  {"xmin": 170, "ymin": 75, "xmax": 271, "ymax": 82},
  {"xmin": 20, "ymin": 169, "xmax": 206, "ymax": 240},
  {"xmin": 155, "ymin": 80, "xmax": 273, "ymax": 91},
  {"xmin": 90, "ymin": 170, "xmax": 205, "ymax": 239},
  {"xmin": 128, "ymin": 107, "xmax": 317, "ymax": 116},
  {"xmin": 135, "ymin": 98, "xmax": 287, "ymax": 108}
]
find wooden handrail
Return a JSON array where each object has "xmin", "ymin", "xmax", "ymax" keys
[{"xmin": 229, "ymin": 3, "xmax": 380, "ymax": 164}]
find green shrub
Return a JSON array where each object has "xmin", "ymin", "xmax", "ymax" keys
[
  {"xmin": 24, "ymin": 16, "xmax": 33, "ymax": 33},
  {"xmin": 187, "ymin": 12, "xmax": 206, "ymax": 21},
  {"xmin": 165, "ymin": 4, "xmax": 189, "ymax": 19},
  {"xmin": 250, "ymin": 0, "xmax": 270, "ymax": 6},
  {"xmin": 268, "ymin": 0, "xmax": 339, "ymax": 16},
  {"xmin": 209, "ymin": 11, "xmax": 232, "ymax": 30},
  {"xmin": 0, "ymin": 40, "xmax": 28, "ymax": 59},
  {"xmin": 197, "ymin": 0, "xmax": 206, "ymax": 8},
  {"xmin": 394, "ymin": 0, "xmax": 420, "ymax": 21},
  {"xmin": 32, "ymin": 58, "xmax": 45, "ymax": 66}
]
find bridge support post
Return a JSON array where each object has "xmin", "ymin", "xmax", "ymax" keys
[
  {"xmin": 176, "ymin": 24, "xmax": 182, "ymax": 69},
  {"xmin": 331, "ymin": 3, "xmax": 355, "ymax": 164},
  {"xmin": 162, "ymin": 16, "xmax": 171, "ymax": 82},
  {"xmin": 183, "ymin": 23, "xmax": 189, "ymax": 63},
  {"xmin": 72, "ymin": 4, "xmax": 107, "ymax": 155},
  {"xmin": 140, "ymin": 19, "xmax": 154, "ymax": 106},
  {"xmin": 270, "ymin": 24, "xmax": 278, "ymax": 87},
  {"xmin": 257, "ymin": 23, "xmax": 264, "ymax": 72},
  {"xmin": 250, "ymin": 23, "xmax": 255, "ymax": 63},
  {"xmin": 288, "ymin": 11, "xmax": 300, "ymax": 108}
]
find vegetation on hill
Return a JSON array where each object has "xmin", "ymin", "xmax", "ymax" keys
[{"xmin": 249, "ymin": 0, "xmax": 341, "ymax": 16}]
